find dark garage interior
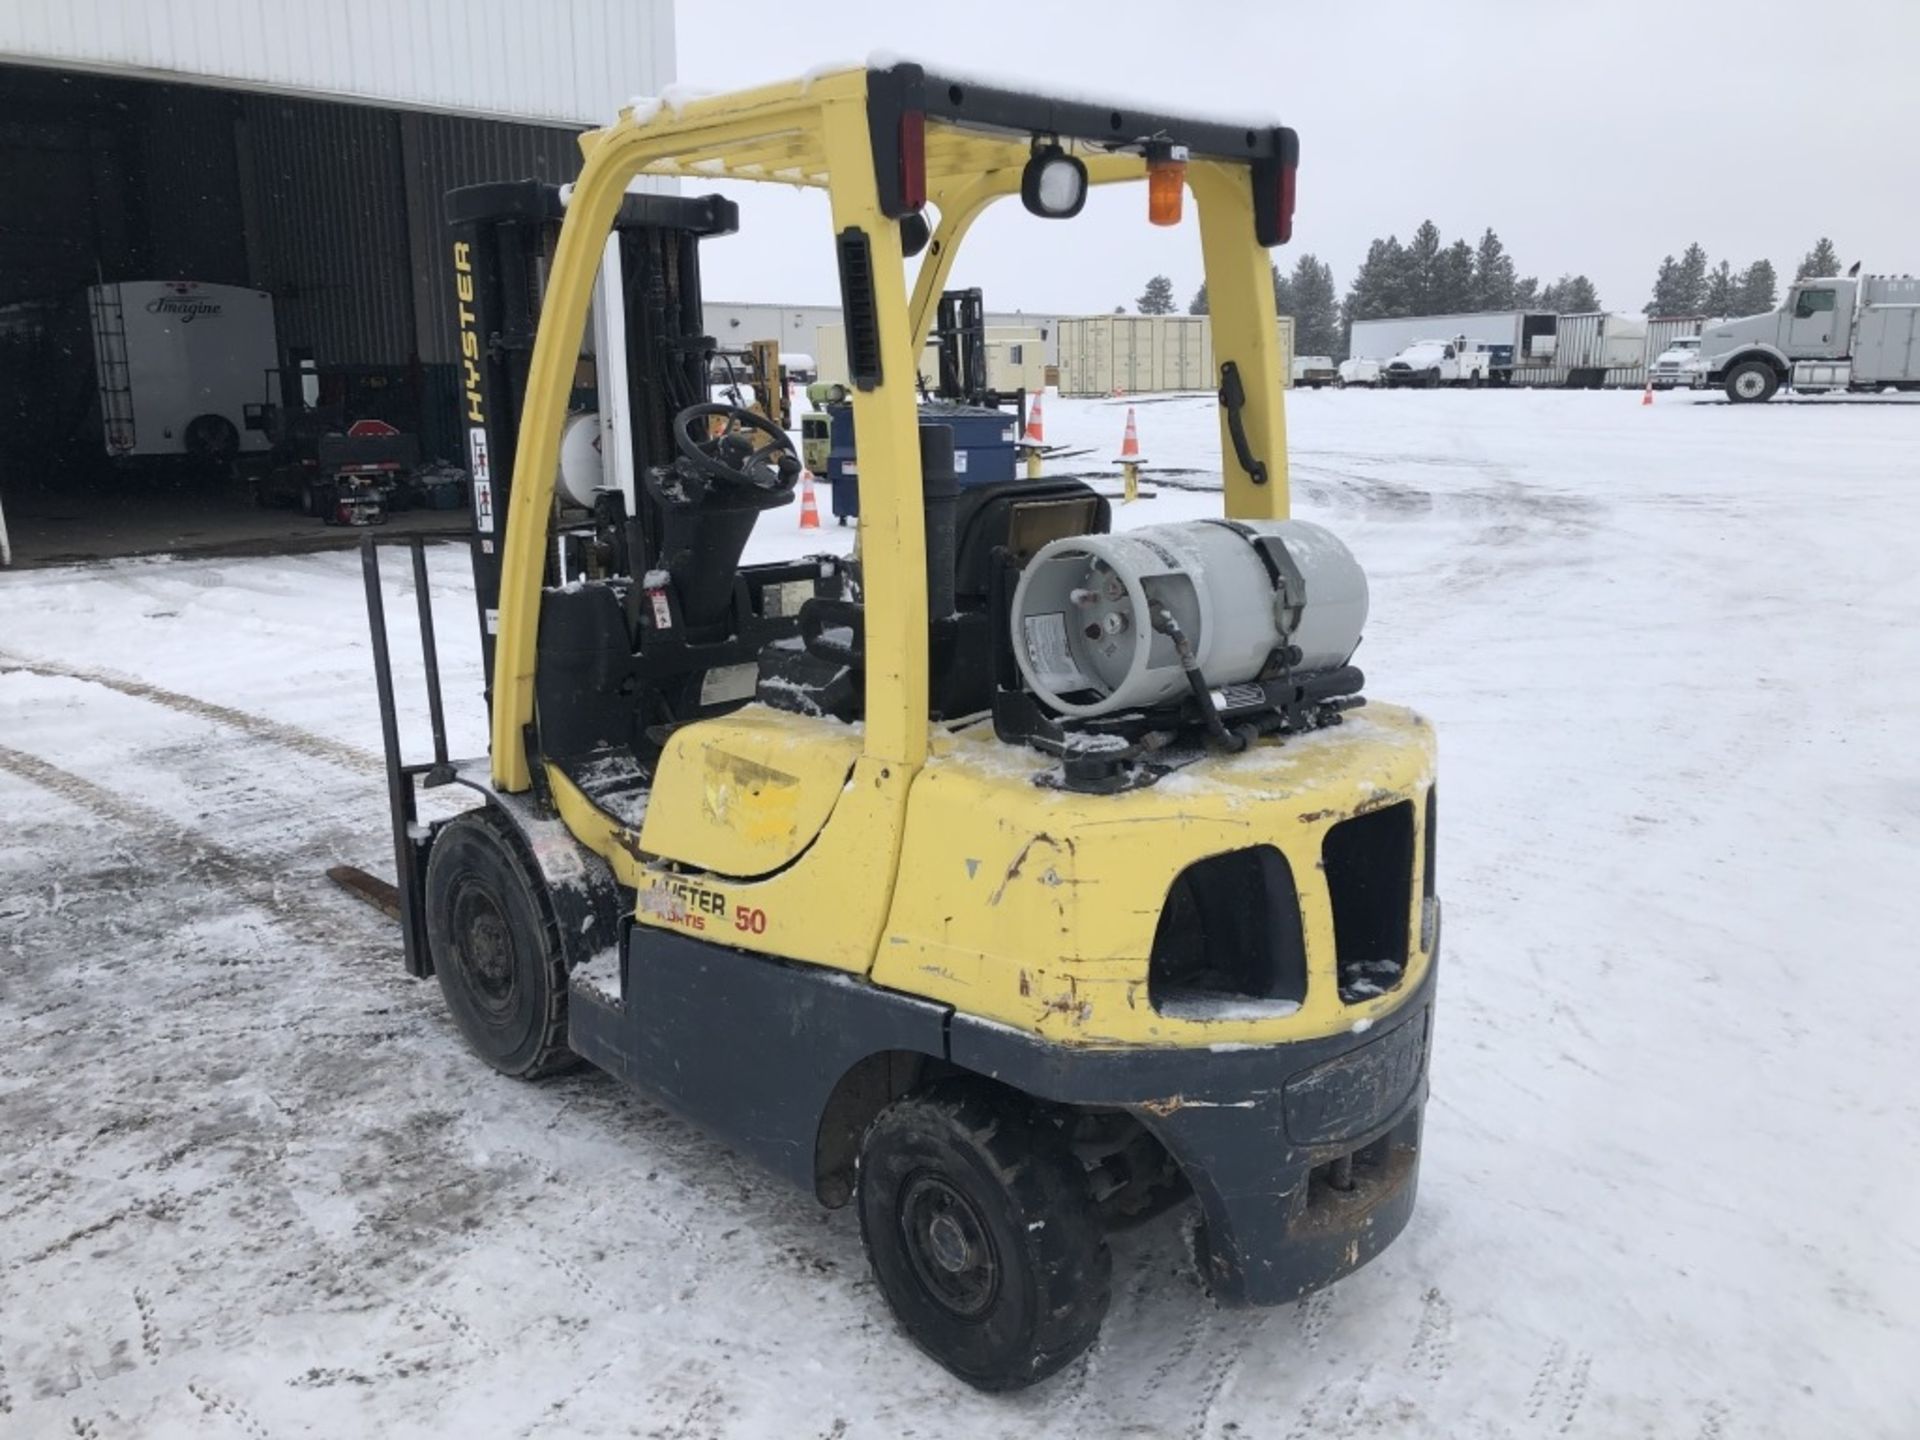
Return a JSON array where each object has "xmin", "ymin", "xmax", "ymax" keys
[{"xmin": 0, "ymin": 62, "xmax": 584, "ymax": 564}]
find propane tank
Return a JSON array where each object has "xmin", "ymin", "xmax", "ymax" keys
[
  {"xmin": 1009, "ymin": 519, "xmax": 1368, "ymax": 717},
  {"xmin": 556, "ymin": 410, "xmax": 605, "ymax": 508}
]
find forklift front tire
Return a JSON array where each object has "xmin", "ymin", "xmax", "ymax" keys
[
  {"xmin": 856, "ymin": 1080, "xmax": 1110, "ymax": 1391},
  {"xmin": 423, "ymin": 808, "xmax": 577, "ymax": 1080}
]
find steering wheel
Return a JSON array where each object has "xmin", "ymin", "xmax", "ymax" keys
[{"xmin": 673, "ymin": 403, "xmax": 802, "ymax": 494}]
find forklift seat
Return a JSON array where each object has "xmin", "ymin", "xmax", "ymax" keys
[
  {"xmin": 950, "ymin": 479, "xmax": 1112, "ymax": 604},
  {"xmin": 755, "ymin": 478, "xmax": 1112, "ymax": 725}
]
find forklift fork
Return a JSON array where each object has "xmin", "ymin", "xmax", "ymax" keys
[{"xmin": 360, "ymin": 534, "xmax": 458, "ymax": 977}]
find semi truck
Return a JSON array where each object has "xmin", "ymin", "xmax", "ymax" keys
[{"xmin": 1699, "ymin": 272, "xmax": 1920, "ymax": 402}]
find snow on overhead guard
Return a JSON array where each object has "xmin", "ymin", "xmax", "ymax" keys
[{"xmin": 1010, "ymin": 519, "xmax": 1369, "ymax": 717}]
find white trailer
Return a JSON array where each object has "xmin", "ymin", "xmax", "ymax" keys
[
  {"xmin": 1519, "ymin": 312, "xmax": 1648, "ymax": 388},
  {"xmin": 84, "ymin": 280, "xmax": 278, "ymax": 464}
]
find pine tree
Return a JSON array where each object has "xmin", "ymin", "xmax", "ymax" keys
[
  {"xmin": 1539, "ymin": 274, "xmax": 1601, "ymax": 314},
  {"xmin": 1403, "ymin": 220, "xmax": 1443, "ymax": 314},
  {"xmin": 1735, "ymin": 259, "xmax": 1778, "ymax": 314},
  {"xmin": 1702, "ymin": 260, "xmax": 1738, "ymax": 317},
  {"xmin": 1434, "ymin": 239, "xmax": 1476, "ymax": 314},
  {"xmin": 1796, "ymin": 237, "xmax": 1840, "ymax": 279},
  {"xmin": 1137, "ymin": 275, "xmax": 1176, "ymax": 315},
  {"xmin": 1674, "ymin": 243, "xmax": 1708, "ymax": 314},
  {"xmin": 1271, "ymin": 262, "xmax": 1295, "ymax": 317},
  {"xmin": 1188, "ymin": 283, "xmax": 1208, "ymax": 316},
  {"xmin": 1645, "ymin": 254, "xmax": 1680, "ymax": 314},
  {"xmin": 1472, "ymin": 228, "xmax": 1518, "ymax": 311},
  {"xmin": 1513, "ymin": 275, "xmax": 1541, "ymax": 309},
  {"xmin": 1343, "ymin": 236, "xmax": 1410, "ymax": 322},
  {"xmin": 1287, "ymin": 254, "xmax": 1342, "ymax": 358}
]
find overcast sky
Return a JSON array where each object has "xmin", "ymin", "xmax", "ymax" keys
[{"xmin": 675, "ymin": 1, "xmax": 1920, "ymax": 317}]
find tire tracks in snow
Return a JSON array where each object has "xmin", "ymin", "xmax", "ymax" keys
[
  {"xmin": 0, "ymin": 652, "xmax": 382, "ymax": 776},
  {"xmin": 0, "ymin": 742, "xmax": 380, "ymax": 947}
]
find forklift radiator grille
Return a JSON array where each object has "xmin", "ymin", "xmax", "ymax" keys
[{"xmin": 1324, "ymin": 802, "xmax": 1415, "ymax": 1003}]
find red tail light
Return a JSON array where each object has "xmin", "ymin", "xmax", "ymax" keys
[
  {"xmin": 1276, "ymin": 162, "xmax": 1296, "ymax": 245},
  {"xmin": 898, "ymin": 109, "xmax": 926, "ymax": 212}
]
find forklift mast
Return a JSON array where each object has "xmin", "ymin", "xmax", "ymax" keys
[
  {"xmin": 441, "ymin": 181, "xmax": 739, "ymax": 694},
  {"xmin": 934, "ymin": 287, "xmax": 989, "ymax": 404}
]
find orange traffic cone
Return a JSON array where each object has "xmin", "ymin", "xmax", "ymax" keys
[
  {"xmin": 1024, "ymin": 389, "xmax": 1046, "ymax": 445},
  {"xmin": 1641, "ymin": 382, "xmax": 1654, "ymax": 406},
  {"xmin": 1115, "ymin": 407, "xmax": 1147, "ymax": 503},
  {"xmin": 798, "ymin": 470, "xmax": 821, "ymax": 529}
]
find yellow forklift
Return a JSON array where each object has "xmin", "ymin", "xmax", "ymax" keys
[{"xmin": 361, "ymin": 63, "xmax": 1438, "ymax": 1390}]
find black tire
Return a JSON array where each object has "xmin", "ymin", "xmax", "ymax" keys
[
  {"xmin": 1725, "ymin": 359, "xmax": 1779, "ymax": 404},
  {"xmin": 183, "ymin": 413, "xmax": 239, "ymax": 469},
  {"xmin": 423, "ymin": 807, "xmax": 576, "ymax": 1079},
  {"xmin": 857, "ymin": 1080, "xmax": 1110, "ymax": 1391}
]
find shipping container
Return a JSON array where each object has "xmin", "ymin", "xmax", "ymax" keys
[{"xmin": 1055, "ymin": 315, "xmax": 1291, "ymax": 396}]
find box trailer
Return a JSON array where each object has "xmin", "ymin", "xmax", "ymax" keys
[
  {"xmin": 1347, "ymin": 311, "xmax": 1557, "ymax": 383},
  {"xmin": 1515, "ymin": 312, "xmax": 1648, "ymax": 388}
]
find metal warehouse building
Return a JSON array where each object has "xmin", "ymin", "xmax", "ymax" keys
[{"xmin": 0, "ymin": 0, "xmax": 671, "ymax": 559}]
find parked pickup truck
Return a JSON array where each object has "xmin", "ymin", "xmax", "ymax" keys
[
  {"xmin": 1292, "ymin": 355, "xmax": 1338, "ymax": 389},
  {"xmin": 1701, "ymin": 272, "xmax": 1920, "ymax": 402},
  {"xmin": 1384, "ymin": 338, "xmax": 1492, "ymax": 388}
]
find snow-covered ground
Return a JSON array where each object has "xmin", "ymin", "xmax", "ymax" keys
[{"xmin": 3, "ymin": 388, "xmax": 1916, "ymax": 1438}]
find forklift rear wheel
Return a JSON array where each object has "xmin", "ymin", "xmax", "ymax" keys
[
  {"xmin": 423, "ymin": 808, "xmax": 577, "ymax": 1079},
  {"xmin": 857, "ymin": 1080, "xmax": 1110, "ymax": 1391}
]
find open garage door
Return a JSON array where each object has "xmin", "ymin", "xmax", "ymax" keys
[{"xmin": 0, "ymin": 65, "xmax": 586, "ymax": 566}]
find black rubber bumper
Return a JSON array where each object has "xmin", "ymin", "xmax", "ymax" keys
[{"xmin": 948, "ymin": 955, "xmax": 1436, "ymax": 1308}]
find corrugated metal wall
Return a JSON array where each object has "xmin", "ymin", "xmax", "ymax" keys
[
  {"xmin": 237, "ymin": 93, "xmax": 413, "ymax": 365},
  {"xmin": 0, "ymin": 0, "xmax": 673, "ymax": 128},
  {"xmin": 402, "ymin": 113, "xmax": 583, "ymax": 367},
  {"xmin": 140, "ymin": 85, "xmax": 248, "ymax": 286}
]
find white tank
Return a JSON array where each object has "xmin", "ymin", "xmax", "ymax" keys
[
  {"xmin": 556, "ymin": 410, "xmax": 605, "ymax": 508},
  {"xmin": 1010, "ymin": 519, "xmax": 1368, "ymax": 717}
]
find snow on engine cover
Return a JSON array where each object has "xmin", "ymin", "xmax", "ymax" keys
[{"xmin": 1010, "ymin": 519, "xmax": 1369, "ymax": 717}]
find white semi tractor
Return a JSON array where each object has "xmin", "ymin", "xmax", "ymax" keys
[{"xmin": 1700, "ymin": 272, "xmax": 1920, "ymax": 402}]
